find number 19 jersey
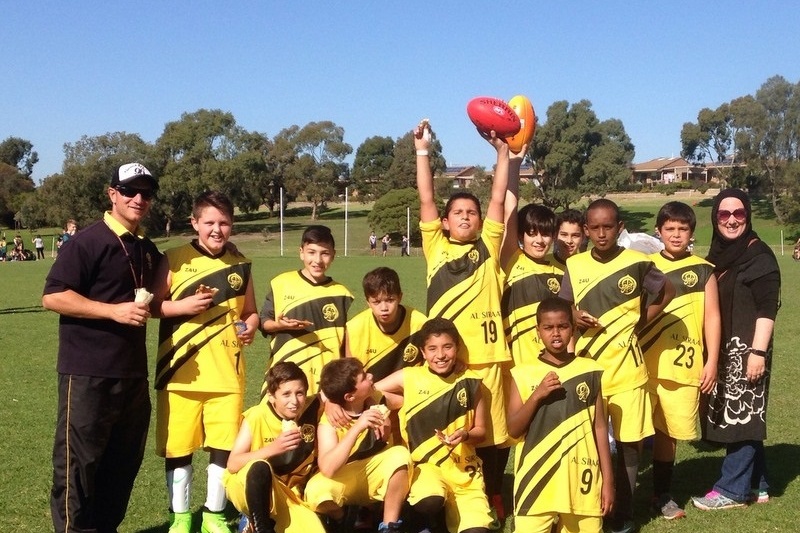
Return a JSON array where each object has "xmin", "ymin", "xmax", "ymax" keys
[{"xmin": 421, "ymin": 218, "xmax": 509, "ymax": 365}]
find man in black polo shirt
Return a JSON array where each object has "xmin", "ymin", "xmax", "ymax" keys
[{"xmin": 43, "ymin": 163, "xmax": 162, "ymax": 533}]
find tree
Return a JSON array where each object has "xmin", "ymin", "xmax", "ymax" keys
[
  {"xmin": 32, "ymin": 132, "xmax": 154, "ymax": 228},
  {"xmin": 0, "ymin": 162, "xmax": 36, "ymax": 226},
  {"xmin": 728, "ymin": 76, "xmax": 800, "ymax": 222},
  {"xmin": 529, "ymin": 100, "xmax": 634, "ymax": 210},
  {"xmin": 383, "ymin": 130, "xmax": 446, "ymax": 195},
  {"xmin": 260, "ymin": 135, "xmax": 298, "ymax": 215},
  {"xmin": 350, "ymin": 136, "xmax": 395, "ymax": 200},
  {"xmin": 153, "ymin": 109, "xmax": 252, "ymax": 229},
  {"xmin": 367, "ymin": 188, "xmax": 420, "ymax": 241},
  {"xmin": 0, "ymin": 137, "xmax": 39, "ymax": 177},
  {"xmin": 466, "ymin": 166, "xmax": 491, "ymax": 208},
  {"xmin": 278, "ymin": 121, "xmax": 352, "ymax": 220},
  {"xmin": 681, "ymin": 104, "xmax": 734, "ymax": 164}
]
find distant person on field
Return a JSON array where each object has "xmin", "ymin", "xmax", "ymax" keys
[
  {"xmin": 382, "ymin": 233, "xmax": 390, "ymax": 256},
  {"xmin": 61, "ymin": 219, "xmax": 78, "ymax": 246},
  {"xmin": 259, "ymin": 225, "xmax": 353, "ymax": 396},
  {"xmin": 370, "ymin": 231, "xmax": 378, "ymax": 255},
  {"xmin": 401, "ymin": 234, "xmax": 410, "ymax": 256},
  {"xmin": 151, "ymin": 191, "xmax": 259, "ymax": 533},
  {"xmin": 42, "ymin": 162, "xmax": 161, "ymax": 533},
  {"xmin": 33, "ymin": 234, "xmax": 45, "ymax": 259}
]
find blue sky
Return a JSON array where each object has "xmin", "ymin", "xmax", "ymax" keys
[{"xmin": 3, "ymin": 1, "xmax": 799, "ymax": 183}]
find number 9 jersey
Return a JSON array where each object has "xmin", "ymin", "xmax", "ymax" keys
[{"xmin": 511, "ymin": 357, "xmax": 605, "ymax": 517}]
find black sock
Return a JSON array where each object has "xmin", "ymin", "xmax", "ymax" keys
[
  {"xmin": 245, "ymin": 462, "xmax": 275, "ymax": 533},
  {"xmin": 653, "ymin": 460, "xmax": 674, "ymax": 499}
]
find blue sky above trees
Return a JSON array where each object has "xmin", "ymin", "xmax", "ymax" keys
[{"xmin": 3, "ymin": 1, "xmax": 799, "ymax": 182}]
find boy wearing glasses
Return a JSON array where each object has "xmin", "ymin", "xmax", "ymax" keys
[
  {"xmin": 639, "ymin": 201, "xmax": 720, "ymax": 520},
  {"xmin": 43, "ymin": 163, "xmax": 162, "ymax": 533}
]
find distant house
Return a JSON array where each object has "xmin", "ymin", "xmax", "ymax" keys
[
  {"xmin": 443, "ymin": 166, "xmax": 478, "ymax": 189},
  {"xmin": 631, "ymin": 157, "xmax": 703, "ymax": 184},
  {"xmin": 630, "ymin": 157, "xmax": 744, "ymax": 185},
  {"xmin": 443, "ymin": 163, "xmax": 536, "ymax": 188}
]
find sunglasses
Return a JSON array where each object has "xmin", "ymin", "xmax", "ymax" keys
[
  {"xmin": 716, "ymin": 208, "xmax": 747, "ymax": 223},
  {"xmin": 115, "ymin": 185, "xmax": 155, "ymax": 200}
]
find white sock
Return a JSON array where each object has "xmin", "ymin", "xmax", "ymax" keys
[
  {"xmin": 166, "ymin": 465, "xmax": 193, "ymax": 513},
  {"xmin": 205, "ymin": 463, "xmax": 228, "ymax": 512}
]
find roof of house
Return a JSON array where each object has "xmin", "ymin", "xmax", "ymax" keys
[{"xmin": 631, "ymin": 157, "xmax": 691, "ymax": 172}]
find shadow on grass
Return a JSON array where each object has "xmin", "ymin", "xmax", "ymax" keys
[
  {"xmin": 0, "ymin": 305, "xmax": 46, "ymax": 315},
  {"xmin": 134, "ymin": 508, "xmax": 241, "ymax": 533},
  {"xmin": 681, "ymin": 441, "xmax": 799, "ymax": 499},
  {"xmin": 619, "ymin": 208, "xmax": 654, "ymax": 233},
  {"xmin": 234, "ymin": 221, "xmax": 309, "ymax": 234},
  {"xmin": 633, "ymin": 440, "xmax": 800, "ymax": 529}
]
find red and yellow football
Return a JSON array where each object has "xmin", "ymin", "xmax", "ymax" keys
[
  {"xmin": 466, "ymin": 96, "xmax": 521, "ymax": 137},
  {"xmin": 505, "ymin": 94, "xmax": 536, "ymax": 153}
]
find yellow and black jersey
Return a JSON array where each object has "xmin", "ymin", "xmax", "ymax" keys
[
  {"xmin": 559, "ymin": 248, "xmax": 666, "ymax": 396},
  {"xmin": 421, "ymin": 218, "xmax": 509, "ymax": 365},
  {"xmin": 550, "ymin": 252, "xmax": 568, "ymax": 273},
  {"xmin": 400, "ymin": 365, "xmax": 483, "ymax": 486},
  {"xmin": 260, "ymin": 270, "xmax": 353, "ymax": 396},
  {"xmin": 319, "ymin": 409, "xmax": 389, "ymax": 463},
  {"xmin": 346, "ymin": 305, "xmax": 428, "ymax": 381},
  {"xmin": 511, "ymin": 356, "xmax": 604, "ymax": 517},
  {"xmin": 640, "ymin": 253, "xmax": 713, "ymax": 386},
  {"xmin": 502, "ymin": 250, "xmax": 564, "ymax": 366},
  {"xmin": 156, "ymin": 241, "xmax": 251, "ymax": 392},
  {"xmin": 243, "ymin": 395, "xmax": 322, "ymax": 490}
]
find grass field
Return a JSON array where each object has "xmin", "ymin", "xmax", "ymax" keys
[{"xmin": 1, "ymin": 194, "xmax": 798, "ymax": 532}]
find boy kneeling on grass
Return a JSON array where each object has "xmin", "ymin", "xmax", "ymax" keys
[
  {"xmin": 225, "ymin": 362, "xmax": 325, "ymax": 533},
  {"xmin": 377, "ymin": 318, "xmax": 493, "ymax": 533},
  {"xmin": 304, "ymin": 358, "xmax": 411, "ymax": 533}
]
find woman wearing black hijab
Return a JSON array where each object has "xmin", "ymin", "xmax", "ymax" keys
[{"xmin": 692, "ymin": 189, "xmax": 781, "ymax": 511}]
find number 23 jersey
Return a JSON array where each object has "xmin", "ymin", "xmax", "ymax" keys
[{"xmin": 639, "ymin": 252, "xmax": 713, "ymax": 386}]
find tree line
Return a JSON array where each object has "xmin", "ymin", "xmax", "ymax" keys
[{"xmin": 2, "ymin": 74, "xmax": 798, "ymax": 236}]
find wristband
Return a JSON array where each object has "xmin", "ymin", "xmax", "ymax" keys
[
  {"xmin": 749, "ymin": 348, "xmax": 767, "ymax": 357},
  {"xmin": 416, "ymin": 150, "xmax": 429, "ymax": 156},
  {"xmin": 462, "ymin": 430, "xmax": 469, "ymax": 442}
]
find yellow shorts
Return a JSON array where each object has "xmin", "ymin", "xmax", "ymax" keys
[
  {"xmin": 649, "ymin": 380, "xmax": 700, "ymax": 440},
  {"xmin": 304, "ymin": 445, "xmax": 411, "ymax": 510},
  {"xmin": 223, "ymin": 460, "xmax": 325, "ymax": 533},
  {"xmin": 514, "ymin": 513, "xmax": 602, "ymax": 533},
  {"xmin": 156, "ymin": 390, "xmax": 243, "ymax": 457},
  {"xmin": 408, "ymin": 463, "xmax": 492, "ymax": 533},
  {"xmin": 603, "ymin": 386, "xmax": 654, "ymax": 443},
  {"xmin": 468, "ymin": 362, "xmax": 509, "ymax": 446}
]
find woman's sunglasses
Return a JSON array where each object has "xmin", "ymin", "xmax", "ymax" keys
[{"xmin": 716, "ymin": 208, "xmax": 746, "ymax": 223}]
